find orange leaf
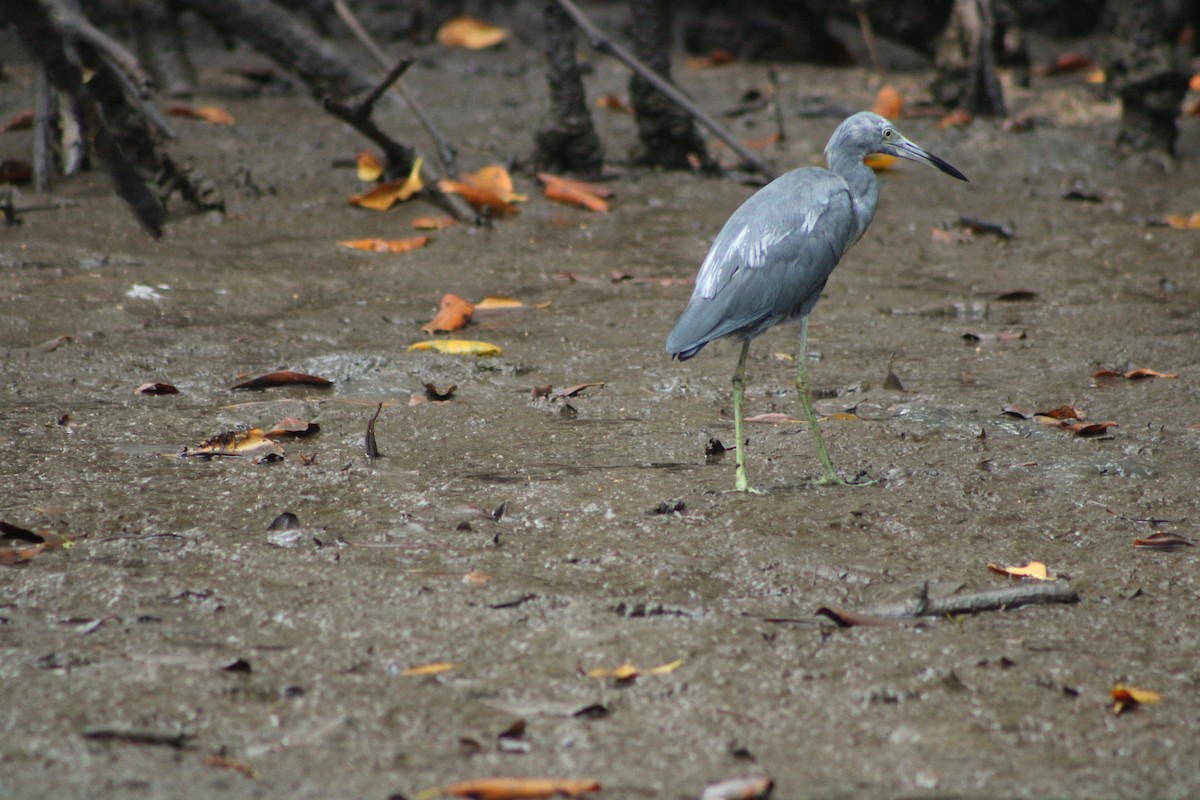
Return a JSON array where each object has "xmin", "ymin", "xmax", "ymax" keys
[
  {"xmin": 544, "ymin": 183, "xmax": 609, "ymax": 212},
  {"xmin": 686, "ymin": 49, "xmax": 735, "ymax": 69},
  {"xmin": 460, "ymin": 165, "xmax": 526, "ymax": 203},
  {"xmin": 167, "ymin": 104, "xmax": 234, "ymax": 125},
  {"xmin": 230, "ymin": 371, "xmax": 333, "ymax": 390},
  {"xmin": 437, "ymin": 16, "xmax": 508, "ymax": 49},
  {"xmin": 1162, "ymin": 212, "xmax": 1200, "ymax": 229},
  {"xmin": 413, "ymin": 215, "xmax": 458, "ymax": 230},
  {"xmin": 865, "ymin": 153, "xmax": 897, "ymax": 171},
  {"xmin": 743, "ymin": 133, "xmax": 781, "ymax": 149},
  {"xmin": 182, "ymin": 428, "xmax": 285, "ymax": 458},
  {"xmin": 439, "ymin": 179, "xmax": 517, "ymax": 215},
  {"xmin": 443, "ymin": 778, "xmax": 601, "ymax": 800},
  {"xmin": 872, "ymin": 85, "xmax": 903, "ymax": 119},
  {"xmin": 938, "ymin": 110, "xmax": 972, "ymax": 129},
  {"xmin": 349, "ymin": 157, "xmax": 424, "ymax": 210},
  {"xmin": 987, "ymin": 561, "xmax": 1054, "ymax": 581},
  {"xmin": 356, "ymin": 150, "xmax": 383, "ymax": 182},
  {"xmin": 473, "ymin": 295, "xmax": 526, "ymax": 310},
  {"xmin": 1111, "ymin": 684, "xmax": 1161, "ymax": 714},
  {"xmin": 422, "ymin": 293, "xmax": 475, "ymax": 333},
  {"xmin": 596, "ymin": 94, "xmax": 632, "ymax": 113},
  {"xmin": 338, "ymin": 237, "xmax": 430, "ymax": 253},
  {"xmin": 1191, "ymin": 73, "xmax": 1200, "ymax": 92},
  {"xmin": 1037, "ymin": 53, "xmax": 1096, "ymax": 76},
  {"xmin": 402, "ymin": 662, "xmax": 455, "ymax": 676},
  {"xmin": 537, "ymin": 172, "xmax": 614, "ymax": 198}
]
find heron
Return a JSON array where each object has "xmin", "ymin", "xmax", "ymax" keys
[{"xmin": 666, "ymin": 112, "xmax": 968, "ymax": 493}]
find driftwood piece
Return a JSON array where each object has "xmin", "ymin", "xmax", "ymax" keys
[
  {"xmin": 627, "ymin": 0, "xmax": 716, "ymax": 172},
  {"xmin": 1105, "ymin": 0, "xmax": 1188, "ymax": 155},
  {"xmin": 553, "ymin": 0, "xmax": 775, "ymax": 180},
  {"xmin": 813, "ymin": 580, "xmax": 1080, "ymax": 628},
  {"xmin": 535, "ymin": 0, "xmax": 605, "ymax": 175}
]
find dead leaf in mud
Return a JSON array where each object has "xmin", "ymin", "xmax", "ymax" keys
[
  {"xmin": 441, "ymin": 777, "xmax": 601, "ymax": 800},
  {"xmin": 597, "ymin": 93, "xmax": 632, "ymax": 112},
  {"xmin": 719, "ymin": 410, "xmax": 805, "ymax": 424},
  {"xmin": 872, "ymin": 85, "xmax": 904, "ymax": 119},
  {"xmin": 987, "ymin": 561, "xmax": 1055, "ymax": 581},
  {"xmin": 1036, "ymin": 53, "xmax": 1096, "ymax": 76},
  {"xmin": 744, "ymin": 133, "xmax": 782, "ymax": 150},
  {"xmin": 349, "ymin": 157, "xmax": 423, "ymax": 210},
  {"xmin": 203, "ymin": 754, "xmax": 257, "ymax": 780},
  {"xmin": 1133, "ymin": 532, "xmax": 1197, "ymax": 549},
  {"xmin": 408, "ymin": 339, "xmax": 502, "ymax": 357},
  {"xmin": 355, "ymin": 150, "xmax": 383, "ymax": 182},
  {"xmin": 0, "ymin": 520, "xmax": 69, "ymax": 566},
  {"xmin": 437, "ymin": 16, "xmax": 508, "ymax": 49},
  {"xmin": 962, "ymin": 330, "xmax": 1026, "ymax": 343},
  {"xmin": 1160, "ymin": 212, "xmax": 1200, "ymax": 230},
  {"xmin": 230, "ymin": 370, "xmax": 333, "ymax": 390},
  {"xmin": 413, "ymin": 215, "xmax": 458, "ymax": 231},
  {"xmin": 439, "ymin": 179, "xmax": 517, "ymax": 215},
  {"xmin": 135, "ymin": 381, "xmax": 179, "ymax": 395},
  {"xmin": 1111, "ymin": 684, "xmax": 1161, "ymax": 715},
  {"xmin": 182, "ymin": 428, "xmax": 285, "ymax": 460},
  {"xmin": 686, "ymin": 49, "xmax": 735, "ymax": 70},
  {"xmin": 930, "ymin": 226, "xmax": 972, "ymax": 244},
  {"xmin": 1040, "ymin": 404, "xmax": 1086, "ymax": 420},
  {"xmin": 994, "ymin": 290, "xmax": 1038, "ymax": 302},
  {"xmin": 474, "ymin": 295, "xmax": 527, "ymax": 311},
  {"xmin": 814, "ymin": 606, "xmax": 899, "ymax": 628},
  {"xmin": 263, "ymin": 417, "xmax": 320, "ymax": 439},
  {"xmin": 402, "ymin": 662, "xmax": 456, "ymax": 676},
  {"xmin": 0, "ymin": 159, "xmax": 31, "ymax": 184},
  {"xmin": 1001, "ymin": 404, "xmax": 1034, "ymax": 419},
  {"xmin": 586, "ymin": 659, "xmax": 683, "ymax": 680},
  {"xmin": 365, "ymin": 402, "xmax": 382, "ymax": 458},
  {"xmin": 462, "ymin": 569, "xmax": 490, "ymax": 585},
  {"xmin": 38, "ymin": 334, "xmax": 72, "ymax": 352},
  {"xmin": 551, "ymin": 382, "xmax": 605, "ymax": 399},
  {"xmin": 1093, "ymin": 368, "xmax": 1178, "ymax": 380},
  {"xmin": 167, "ymin": 104, "xmax": 234, "ymax": 124},
  {"xmin": 423, "ymin": 293, "xmax": 475, "ymax": 333},
  {"xmin": 938, "ymin": 110, "xmax": 972, "ymax": 129},
  {"xmin": 960, "ymin": 215, "xmax": 1015, "ymax": 238},
  {"xmin": 339, "ymin": 236, "xmax": 430, "ymax": 254},
  {"xmin": 538, "ymin": 173, "xmax": 611, "ymax": 212},
  {"xmin": 700, "ymin": 776, "xmax": 775, "ymax": 800},
  {"xmin": 460, "ymin": 165, "xmax": 527, "ymax": 204},
  {"xmin": 412, "ymin": 383, "xmax": 457, "ymax": 405},
  {"xmin": 0, "ymin": 109, "xmax": 33, "ymax": 132}
]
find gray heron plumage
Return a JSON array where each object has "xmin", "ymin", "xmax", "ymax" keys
[{"xmin": 666, "ymin": 112, "xmax": 967, "ymax": 492}]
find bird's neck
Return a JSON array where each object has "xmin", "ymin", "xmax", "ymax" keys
[{"xmin": 829, "ymin": 154, "xmax": 879, "ymax": 246}]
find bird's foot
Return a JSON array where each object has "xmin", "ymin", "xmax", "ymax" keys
[
  {"xmin": 732, "ymin": 470, "xmax": 767, "ymax": 494},
  {"xmin": 815, "ymin": 470, "xmax": 877, "ymax": 488}
]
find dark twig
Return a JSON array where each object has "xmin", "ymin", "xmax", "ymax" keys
[
  {"xmin": 552, "ymin": 0, "xmax": 777, "ymax": 181},
  {"xmin": 323, "ymin": 57, "xmax": 419, "ymax": 179}
]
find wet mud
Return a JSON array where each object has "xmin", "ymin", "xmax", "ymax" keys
[{"xmin": 3, "ymin": 29, "xmax": 1200, "ymax": 800}]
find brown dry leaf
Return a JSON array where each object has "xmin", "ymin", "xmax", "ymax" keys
[
  {"xmin": 230, "ymin": 371, "xmax": 333, "ymax": 390},
  {"xmin": 135, "ymin": 381, "xmax": 179, "ymax": 395},
  {"xmin": 442, "ymin": 777, "xmax": 601, "ymax": 800},
  {"xmin": 439, "ymin": 179, "xmax": 517, "ymax": 215},
  {"xmin": 700, "ymin": 776, "xmax": 775, "ymax": 800},
  {"xmin": 596, "ymin": 94, "xmax": 632, "ymax": 112},
  {"xmin": 1037, "ymin": 53, "xmax": 1097, "ymax": 76},
  {"xmin": 544, "ymin": 183, "xmax": 608, "ymax": 212},
  {"xmin": 1133, "ymin": 532, "xmax": 1197, "ymax": 549},
  {"xmin": 0, "ymin": 109, "xmax": 33, "ymax": 133},
  {"xmin": 203, "ymin": 754, "xmax": 257, "ymax": 780},
  {"xmin": 264, "ymin": 417, "xmax": 320, "ymax": 439},
  {"xmin": 1001, "ymin": 404, "xmax": 1034, "ymax": 419},
  {"xmin": 339, "ymin": 236, "xmax": 430, "ymax": 254},
  {"xmin": 938, "ymin": 110, "xmax": 972, "ymax": 129},
  {"xmin": 551, "ymin": 382, "xmax": 605, "ymax": 399},
  {"xmin": 167, "ymin": 104, "xmax": 235, "ymax": 125},
  {"xmin": 1041, "ymin": 404, "xmax": 1085, "ymax": 420},
  {"xmin": 1111, "ymin": 684, "xmax": 1161, "ymax": 715},
  {"xmin": 1162, "ymin": 212, "xmax": 1200, "ymax": 229},
  {"xmin": 460, "ymin": 165, "xmax": 527, "ymax": 204},
  {"xmin": 38, "ymin": 334, "xmax": 72, "ymax": 352},
  {"xmin": 437, "ymin": 16, "xmax": 508, "ymax": 49},
  {"xmin": 1066, "ymin": 421, "xmax": 1117, "ymax": 437},
  {"xmin": 356, "ymin": 150, "xmax": 383, "ymax": 182},
  {"xmin": 686, "ymin": 49, "xmax": 735, "ymax": 69},
  {"xmin": 402, "ymin": 662, "xmax": 455, "ymax": 677},
  {"xmin": 872, "ymin": 85, "xmax": 903, "ymax": 119},
  {"xmin": 462, "ymin": 569, "xmax": 490, "ymax": 585},
  {"xmin": 987, "ymin": 561, "xmax": 1054, "ymax": 581},
  {"xmin": 538, "ymin": 172, "xmax": 615, "ymax": 198},
  {"xmin": 743, "ymin": 133, "xmax": 782, "ymax": 149},
  {"xmin": 182, "ymin": 428, "xmax": 285, "ymax": 459},
  {"xmin": 930, "ymin": 226, "xmax": 972, "ymax": 244},
  {"xmin": 349, "ymin": 157, "xmax": 423, "ymax": 210},
  {"xmin": 1124, "ymin": 368, "xmax": 1178, "ymax": 379},
  {"xmin": 423, "ymin": 294, "xmax": 475, "ymax": 333},
  {"xmin": 413, "ymin": 215, "xmax": 459, "ymax": 231}
]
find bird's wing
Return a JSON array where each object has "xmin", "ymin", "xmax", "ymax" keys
[{"xmin": 667, "ymin": 169, "xmax": 855, "ymax": 354}]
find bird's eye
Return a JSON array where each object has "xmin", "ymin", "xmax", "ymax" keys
[{"xmin": 883, "ymin": 128, "xmax": 893, "ymax": 139}]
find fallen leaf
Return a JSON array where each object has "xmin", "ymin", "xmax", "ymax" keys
[
  {"xmin": 203, "ymin": 754, "xmax": 257, "ymax": 780},
  {"xmin": 135, "ymin": 381, "xmax": 179, "ymax": 395},
  {"xmin": 413, "ymin": 215, "xmax": 458, "ymax": 231},
  {"xmin": 263, "ymin": 417, "xmax": 320, "ymax": 438},
  {"xmin": 402, "ymin": 662, "xmax": 455, "ymax": 676},
  {"xmin": 1041, "ymin": 404, "xmax": 1085, "ymax": 420},
  {"xmin": 230, "ymin": 371, "xmax": 333, "ymax": 390},
  {"xmin": 586, "ymin": 662, "xmax": 640, "ymax": 680},
  {"xmin": 356, "ymin": 150, "xmax": 383, "ymax": 182},
  {"xmin": 543, "ymin": 182, "xmax": 609, "ymax": 212},
  {"xmin": 338, "ymin": 236, "xmax": 430, "ymax": 253},
  {"xmin": 423, "ymin": 293, "xmax": 475, "ymax": 333},
  {"xmin": 701, "ymin": 776, "xmax": 775, "ymax": 800},
  {"xmin": 0, "ymin": 109, "xmax": 33, "ymax": 133},
  {"xmin": 442, "ymin": 777, "xmax": 601, "ymax": 800},
  {"xmin": 1001, "ymin": 404, "xmax": 1034, "ymax": 419},
  {"xmin": 182, "ymin": 428, "xmax": 285, "ymax": 459},
  {"xmin": 938, "ymin": 110, "xmax": 972, "ymax": 129},
  {"xmin": 1123, "ymin": 368, "xmax": 1178, "ymax": 379},
  {"xmin": 1068, "ymin": 421, "xmax": 1117, "ymax": 437},
  {"xmin": 437, "ymin": 16, "xmax": 508, "ymax": 49},
  {"xmin": 596, "ymin": 94, "xmax": 632, "ymax": 112},
  {"xmin": 1133, "ymin": 532, "xmax": 1197, "ymax": 549},
  {"xmin": 538, "ymin": 172, "xmax": 615, "ymax": 198},
  {"xmin": 1085, "ymin": 69, "xmax": 1106, "ymax": 84},
  {"xmin": 551, "ymin": 382, "xmax": 605, "ymax": 399},
  {"xmin": 349, "ymin": 157, "xmax": 423, "ymax": 210},
  {"xmin": 1037, "ymin": 53, "xmax": 1096, "ymax": 76},
  {"xmin": 167, "ymin": 104, "xmax": 234, "ymax": 124},
  {"xmin": 38, "ymin": 334, "xmax": 73, "ymax": 352},
  {"xmin": 439, "ymin": 179, "xmax": 517, "ymax": 215},
  {"xmin": 1161, "ymin": 212, "xmax": 1200, "ymax": 229},
  {"xmin": 460, "ymin": 165, "xmax": 527, "ymax": 204},
  {"xmin": 686, "ymin": 49, "xmax": 735, "ymax": 69},
  {"xmin": 987, "ymin": 561, "xmax": 1055, "ymax": 581},
  {"xmin": 930, "ymin": 226, "xmax": 972, "ymax": 244},
  {"xmin": 645, "ymin": 658, "xmax": 684, "ymax": 675},
  {"xmin": 1111, "ymin": 684, "xmax": 1161, "ymax": 715},
  {"xmin": 462, "ymin": 569, "xmax": 490, "ymax": 585},
  {"xmin": 473, "ymin": 295, "xmax": 526, "ymax": 311},
  {"xmin": 865, "ymin": 153, "xmax": 897, "ymax": 171},
  {"xmin": 872, "ymin": 85, "xmax": 903, "ymax": 119},
  {"xmin": 422, "ymin": 382, "xmax": 457, "ymax": 401},
  {"xmin": 407, "ymin": 340, "xmax": 503, "ymax": 357},
  {"xmin": 743, "ymin": 133, "xmax": 781, "ymax": 149}
]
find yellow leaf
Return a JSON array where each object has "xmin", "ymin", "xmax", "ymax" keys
[
  {"xmin": 462, "ymin": 165, "xmax": 527, "ymax": 203},
  {"xmin": 407, "ymin": 339, "xmax": 502, "ymax": 357},
  {"xmin": 349, "ymin": 157, "xmax": 423, "ymax": 210},
  {"xmin": 402, "ymin": 662, "xmax": 455, "ymax": 676},
  {"xmin": 987, "ymin": 560, "xmax": 1054, "ymax": 580},
  {"xmin": 645, "ymin": 658, "xmax": 684, "ymax": 675},
  {"xmin": 413, "ymin": 215, "xmax": 458, "ymax": 231},
  {"xmin": 357, "ymin": 150, "xmax": 383, "ymax": 182},
  {"xmin": 473, "ymin": 295, "xmax": 525, "ymax": 310},
  {"xmin": 1111, "ymin": 683, "xmax": 1161, "ymax": 714},
  {"xmin": 437, "ymin": 16, "xmax": 508, "ymax": 49},
  {"xmin": 865, "ymin": 153, "xmax": 897, "ymax": 171},
  {"xmin": 168, "ymin": 104, "xmax": 235, "ymax": 124}
]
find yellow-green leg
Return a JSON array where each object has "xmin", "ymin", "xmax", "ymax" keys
[
  {"xmin": 732, "ymin": 339, "xmax": 765, "ymax": 494},
  {"xmin": 796, "ymin": 317, "xmax": 874, "ymax": 487}
]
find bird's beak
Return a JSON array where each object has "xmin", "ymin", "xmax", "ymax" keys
[{"xmin": 891, "ymin": 139, "xmax": 969, "ymax": 182}]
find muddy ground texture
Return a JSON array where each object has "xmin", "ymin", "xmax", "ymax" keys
[{"xmin": 3, "ymin": 21, "xmax": 1200, "ymax": 800}]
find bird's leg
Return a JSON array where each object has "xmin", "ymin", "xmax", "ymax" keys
[
  {"xmin": 795, "ymin": 317, "xmax": 874, "ymax": 487},
  {"xmin": 731, "ymin": 339, "xmax": 764, "ymax": 494}
]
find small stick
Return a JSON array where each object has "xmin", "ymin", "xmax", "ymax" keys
[
  {"xmin": 364, "ymin": 402, "xmax": 382, "ymax": 458},
  {"xmin": 852, "ymin": 1, "xmax": 884, "ymax": 75},
  {"xmin": 768, "ymin": 65, "xmax": 787, "ymax": 141},
  {"xmin": 552, "ymin": 0, "xmax": 777, "ymax": 181},
  {"xmin": 817, "ymin": 580, "xmax": 1080, "ymax": 627}
]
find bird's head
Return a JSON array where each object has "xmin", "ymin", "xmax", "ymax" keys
[{"xmin": 828, "ymin": 111, "xmax": 968, "ymax": 182}]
